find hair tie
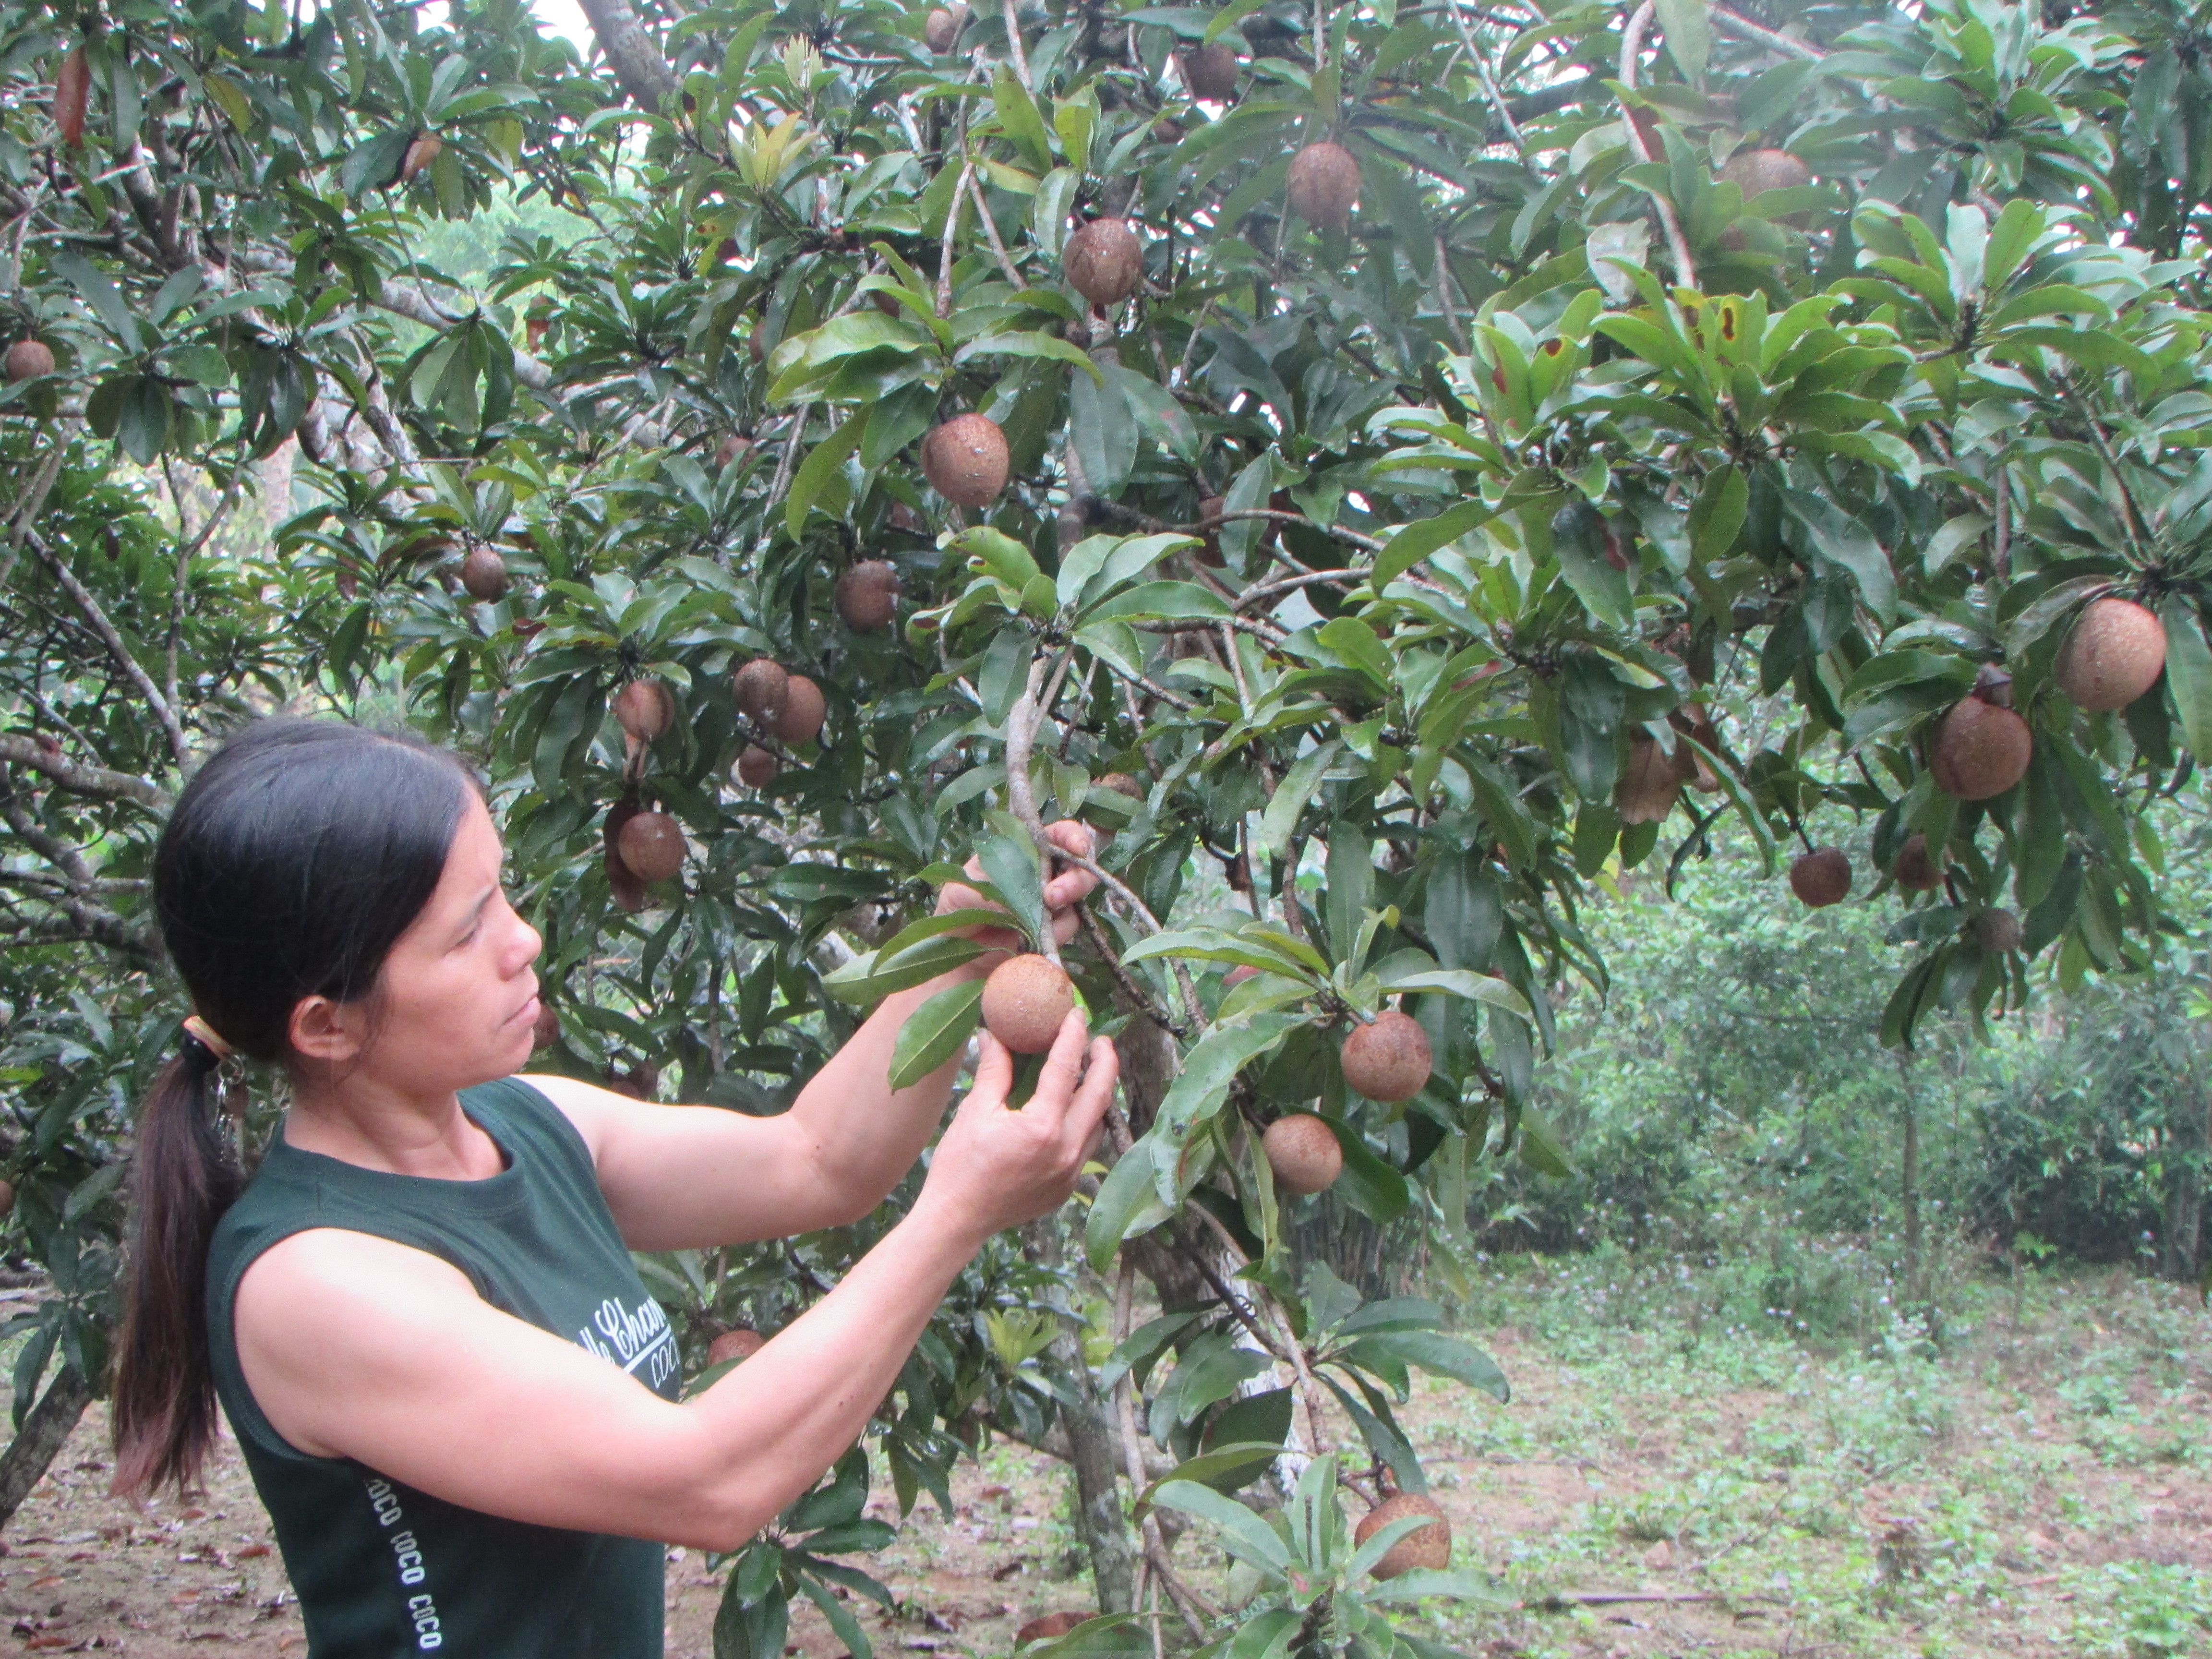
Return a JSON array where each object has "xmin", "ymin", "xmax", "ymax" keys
[{"xmin": 179, "ymin": 1015, "xmax": 234, "ymax": 1073}]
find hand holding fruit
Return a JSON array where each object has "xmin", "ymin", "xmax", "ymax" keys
[
  {"xmin": 921, "ymin": 1014, "xmax": 1118, "ymax": 1243},
  {"xmin": 933, "ymin": 820, "xmax": 1099, "ymax": 956}
]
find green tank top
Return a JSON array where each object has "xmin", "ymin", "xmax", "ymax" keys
[{"xmin": 205, "ymin": 1077, "xmax": 683, "ymax": 1658}]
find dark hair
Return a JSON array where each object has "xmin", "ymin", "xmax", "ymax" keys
[{"xmin": 112, "ymin": 719, "xmax": 475, "ymax": 1495}]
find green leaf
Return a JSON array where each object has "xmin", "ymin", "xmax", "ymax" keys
[
  {"xmin": 2159, "ymin": 598, "xmax": 2212, "ymax": 764},
  {"xmin": 1145, "ymin": 1481, "xmax": 1293, "ymax": 1573},
  {"xmin": 1653, "ymin": 0, "xmax": 1710, "ymax": 82},
  {"xmin": 786, "ymin": 407, "xmax": 869, "ymax": 537},
  {"xmin": 821, "ymin": 936, "xmax": 988, "ymax": 1004},
  {"xmin": 886, "ymin": 977, "xmax": 986, "ymax": 1089},
  {"xmin": 1086, "ymin": 1134, "xmax": 1173, "ymax": 1269},
  {"xmin": 1155, "ymin": 1017, "xmax": 1298, "ymax": 1146},
  {"xmin": 1260, "ymin": 741, "xmax": 1340, "ymax": 861},
  {"xmin": 1376, "ymin": 968, "xmax": 1532, "ymax": 1016},
  {"xmin": 1549, "ymin": 499, "xmax": 1633, "ymax": 630},
  {"xmin": 1353, "ymin": 1329, "xmax": 1510, "ymax": 1402},
  {"xmin": 1375, "ymin": 498, "xmax": 1498, "ymax": 584},
  {"xmin": 1364, "ymin": 1567, "xmax": 1517, "ymax": 1607}
]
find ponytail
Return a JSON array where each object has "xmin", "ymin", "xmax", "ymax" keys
[
  {"xmin": 111, "ymin": 1033, "xmax": 245, "ymax": 1496},
  {"xmin": 107, "ymin": 719, "xmax": 472, "ymax": 1497}
]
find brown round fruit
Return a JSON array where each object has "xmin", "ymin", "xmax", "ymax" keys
[
  {"xmin": 460, "ymin": 546, "xmax": 509, "ymax": 602},
  {"xmin": 924, "ymin": 3, "xmax": 968, "ymax": 53},
  {"xmin": 1789, "ymin": 847, "xmax": 1851, "ymax": 909},
  {"xmin": 733, "ymin": 658, "xmax": 790, "ymax": 722},
  {"xmin": 401, "ymin": 133, "xmax": 443, "ymax": 182},
  {"xmin": 5, "ymin": 341, "xmax": 53, "ymax": 383},
  {"xmin": 1973, "ymin": 908, "xmax": 2023, "ymax": 954},
  {"xmin": 532, "ymin": 1000, "xmax": 560, "ymax": 1049},
  {"xmin": 1355, "ymin": 1492, "xmax": 1451, "ymax": 1580},
  {"xmin": 1263, "ymin": 1114, "xmax": 1343, "ymax": 1196},
  {"xmin": 1930, "ymin": 696, "xmax": 2032, "ymax": 801},
  {"xmin": 1287, "ymin": 141, "xmax": 1361, "ymax": 231},
  {"xmin": 921, "ymin": 414, "xmax": 1010, "ymax": 509},
  {"xmin": 708, "ymin": 1327, "xmax": 766, "ymax": 1366},
  {"xmin": 1719, "ymin": 147, "xmax": 1811, "ymax": 202},
  {"xmin": 617, "ymin": 811, "xmax": 686, "ymax": 883},
  {"xmin": 1016, "ymin": 1613, "xmax": 1085, "ymax": 1646},
  {"xmin": 981, "ymin": 954, "xmax": 1075, "ymax": 1055},
  {"xmin": 1892, "ymin": 833, "xmax": 1942, "ymax": 892},
  {"xmin": 2056, "ymin": 597, "xmax": 2166, "ymax": 712},
  {"xmin": 717, "ymin": 431, "xmax": 753, "ymax": 467},
  {"xmin": 773, "ymin": 673, "xmax": 826, "ymax": 745},
  {"xmin": 1340, "ymin": 1010, "xmax": 1431, "ymax": 1103},
  {"xmin": 1614, "ymin": 731, "xmax": 1688, "ymax": 825},
  {"xmin": 613, "ymin": 679, "xmax": 676, "ymax": 743},
  {"xmin": 0, "ymin": 1179, "xmax": 15, "ymax": 1220},
  {"xmin": 1181, "ymin": 43, "xmax": 1241, "ymax": 101},
  {"xmin": 736, "ymin": 745, "xmax": 780, "ymax": 789},
  {"xmin": 837, "ymin": 560, "xmax": 901, "ymax": 632},
  {"xmin": 1064, "ymin": 217, "xmax": 1143, "ymax": 307}
]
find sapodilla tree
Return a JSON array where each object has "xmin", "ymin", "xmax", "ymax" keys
[{"xmin": 14, "ymin": 0, "xmax": 2212, "ymax": 1640}]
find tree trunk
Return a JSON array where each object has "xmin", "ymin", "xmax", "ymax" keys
[
  {"xmin": 2161, "ymin": 1083, "xmax": 2208, "ymax": 1282},
  {"xmin": 1020, "ymin": 1220, "xmax": 1135, "ymax": 1615},
  {"xmin": 1900, "ymin": 1069, "xmax": 1922, "ymax": 1308},
  {"xmin": 0, "ymin": 1368, "xmax": 92, "ymax": 1531}
]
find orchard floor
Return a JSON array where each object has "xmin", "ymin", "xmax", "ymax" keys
[{"xmin": 2, "ymin": 1264, "xmax": 2208, "ymax": 1657}]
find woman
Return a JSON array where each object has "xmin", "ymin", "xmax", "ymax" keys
[{"xmin": 109, "ymin": 719, "xmax": 1118, "ymax": 1657}]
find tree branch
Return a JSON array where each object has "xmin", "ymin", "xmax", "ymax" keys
[
  {"xmin": 0, "ymin": 734, "xmax": 169, "ymax": 810},
  {"xmin": 28, "ymin": 533, "xmax": 190, "ymax": 769},
  {"xmin": 577, "ymin": 0, "xmax": 681, "ymax": 107}
]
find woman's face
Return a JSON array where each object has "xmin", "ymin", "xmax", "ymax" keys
[{"xmin": 344, "ymin": 794, "xmax": 543, "ymax": 1097}]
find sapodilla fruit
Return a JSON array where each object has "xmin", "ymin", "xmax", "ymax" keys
[
  {"xmin": 1016, "ymin": 1613, "xmax": 1084, "ymax": 1646},
  {"xmin": 773, "ymin": 674, "xmax": 826, "ymax": 745},
  {"xmin": 708, "ymin": 1327, "xmax": 766, "ymax": 1366},
  {"xmin": 1892, "ymin": 832, "xmax": 1942, "ymax": 892},
  {"xmin": 1789, "ymin": 847, "xmax": 1851, "ymax": 908},
  {"xmin": 1354, "ymin": 1492, "xmax": 1452, "ymax": 1580},
  {"xmin": 1181, "ymin": 43, "xmax": 1241, "ymax": 100},
  {"xmin": 736, "ymin": 745, "xmax": 780, "ymax": 789},
  {"xmin": 617, "ymin": 810, "xmax": 686, "ymax": 883},
  {"xmin": 0, "ymin": 1179, "xmax": 15, "ymax": 1220},
  {"xmin": 531, "ymin": 1000, "xmax": 560, "ymax": 1049},
  {"xmin": 837, "ymin": 560, "xmax": 901, "ymax": 631},
  {"xmin": 1263, "ymin": 1114, "xmax": 1343, "ymax": 1196},
  {"xmin": 1719, "ymin": 147, "xmax": 1811, "ymax": 203},
  {"xmin": 401, "ymin": 132, "xmax": 443, "ymax": 182},
  {"xmin": 2056, "ymin": 597, "xmax": 2166, "ymax": 712},
  {"xmin": 922, "ymin": 414, "xmax": 1009, "ymax": 509},
  {"xmin": 1930, "ymin": 695, "xmax": 2032, "ymax": 800},
  {"xmin": 1063, "ymin": 217, "xmax": 1143, "ymax": 307},
  {"xmin": 716, "ymin": 431, "xmax": 753, "ymax": 467},
  {"xmin": 924, "ymin": 3, "xmax": 968, "ymax": 52},
  {"xmin": 613, "ymin": 679, "xmax": 676, "ymax": 743},
  {"xmin": 604, "ymin": 801, "xmax": 646, "ymax": 914},
  {"xmin": 1973, "ymin": 908, "xmax": 2023, "ymax": 954},
  {"xmin": 733, "ymin": 658, "xmax": 789, "ymax": 722},
  {"xmin": 1614, "ymin": 730, "xmax": 1688, "ymax": 825},
  {"xmin": 53, "ymin": 49, "xmax": 89, "ymax": 148},
  {"xmin": 4, "ymin": 340, "xmax": 53, "ymax": 382},
  {"xmin": 981, "ymin": 954, "xmax": 1075, "ymax": 1055},
  {"xmin": 1340, "ymin": 1010, "xmax": 1431, "ymax": 1103},
  {"xmin": 460, "ymin": 546, "xmax": 509, "ymax": 602},
  {"xmin": 1287, "ymin": 141, "xmax": 1360, "ymax": 231}
]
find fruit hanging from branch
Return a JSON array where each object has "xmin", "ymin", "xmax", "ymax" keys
[
  {"xmin": 1262, "ymin": 1114, "xmax": 1343, "ymax": 1196},
  {"xmin": 921, "ymin": 414, "xmax": 1009, "ymax": 509},
  {"xmin": 1930, "ymin": 680, "xmax": 2032, "ymax": 800},
  {"xmin": 1062, "ymin": 218, "xmax": 1143, "ymax": 307},
  {"xmin": 616, "ymin": 810, "xmax": 686, "ymax": 883},
  {"xmin": 1287, "ymin": 141, "xmax": 1361, "ymax": 230},
  {"xmin": 2055, "ymin": 597, "xmax": 2166, "ymax": 711},
  {"xmin": 5, "ymin": 341, "xmax": 53, "ymax": 382},
  {"xmin": 836, "ymin": 560, "xmax": 901, "ymax": 632},
  {"xmin": 773, "ymin": 675, "xmax": 826, "ymax": 745},
  {"xmin": 980, "ymin": 954, "xmax": 1074, "ymax": 1055},
  {"xmin": 1340, "ymin": 1010, "xmax": 1431, "ymax": 1103},
  {"xmin": 733, "ymin": 658, "xmax": 789, "ymax": 722},
  {"xmin": 1354, "ymin": 1492, "xmax": 1451, "ymax": 1579},
  {"xmin": 613, "ymin": 679, "xmax": 676, "ymax": 744},
  {"xmin": 460, "ymin": 546, "xmax": 509, "ymax": 602},
  {"xmin": 1789, "ymin": 847, "xmax": 1851, "ymax": 908}
]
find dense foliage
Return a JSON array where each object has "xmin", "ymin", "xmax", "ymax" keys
[{"xmin": 8, "ymin": 0, "xmax": 2212, "ymax": 1648}]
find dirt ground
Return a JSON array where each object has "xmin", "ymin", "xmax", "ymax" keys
[{"xmin": 2, "ymin": 1267, "xmax": 2207, "ymax": 1656}]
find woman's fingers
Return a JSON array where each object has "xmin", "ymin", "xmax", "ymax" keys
[
  {"xmin": 968, "ymin": 1030, "xmax": 1014, "ymax": 1107},
  {"xmin": 1062, "ymin": 1036, "xmax": 1120, "ymax": 1160},
  {"xmin": 1040, "ymin": 821, "xmax": 1100, "ymax": 912},
  {"xmin": 1029, "ymin": 1010, "xmax": 1092, "ymax": 1122}
]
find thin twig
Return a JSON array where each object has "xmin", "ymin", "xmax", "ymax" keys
[
  {"xmin": 966, "ymin": 170, "xmax": 1024, "ymax": 288},
  {"xmin": 1617, "ymin": 0, "xmax": 1698, "ymax": 290},
  {"xmin": 30, "ymin": 531, "xmax": 190, "ymax": 768},
  {"xmin": 1711, "ymin": 4, "xmax": 1823, "ymax": 58},
  {"xmin": 1001, "ymin": 0, "xmax": 1034, "ymax": 89},
  {"xmin": 1079, "ymin": 901, "xmax": 1190, "ymax": 1037}
]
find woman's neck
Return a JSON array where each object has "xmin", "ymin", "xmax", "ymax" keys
[{"xmin": 281, "ymin": 1081, "xmax": 506, "ymax": 1180}]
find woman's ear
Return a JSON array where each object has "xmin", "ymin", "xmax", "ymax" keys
[{"xmin": 289, "ymin": 994, "xmax": 367, "ymax": 1065}]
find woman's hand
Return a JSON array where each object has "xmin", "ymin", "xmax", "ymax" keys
[
  {"xmin": 919, "ymin": 1013, "xmax": 1118, "ymax": 1244},
  {"xmin": 934, "ymin": 820, "xmax": 1100, "ymax": 956}
]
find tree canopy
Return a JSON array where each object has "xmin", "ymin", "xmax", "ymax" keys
[{"xmin": 6, "ymin": 0, "xmax": 2212, "ymax": 1648}]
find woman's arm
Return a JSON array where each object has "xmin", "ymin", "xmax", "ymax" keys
[
  {"xmin": 233, "ymin": 1020, "xmax": 1118, "ymax": 1551},
  {"xmin": 529, "ymin": 821, "xmax": 1098, "ymax": 1250}
]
